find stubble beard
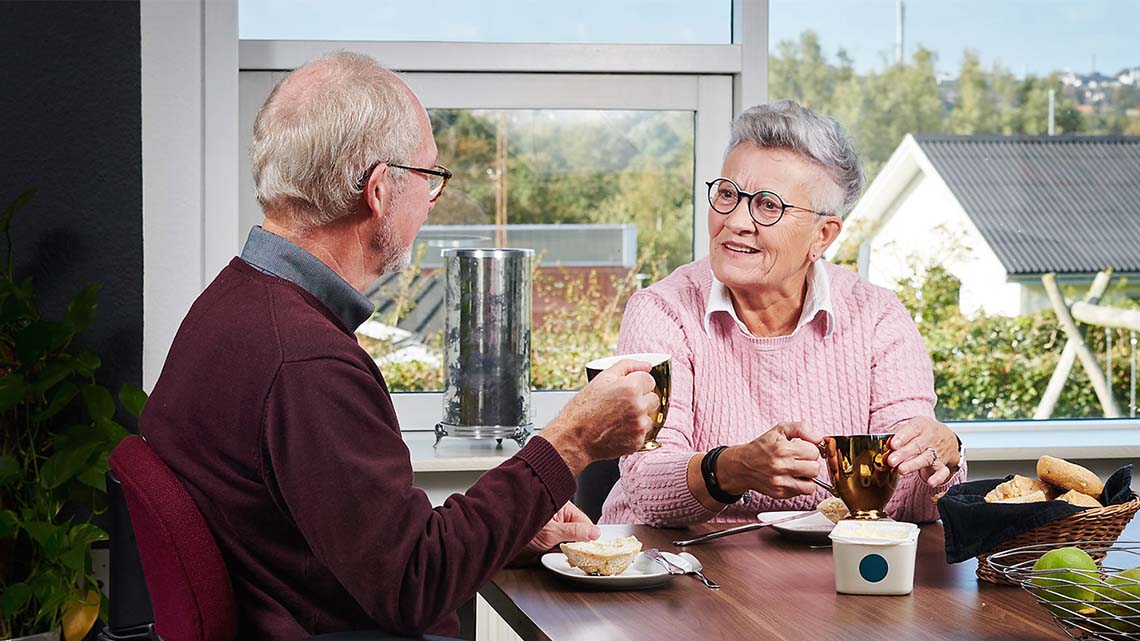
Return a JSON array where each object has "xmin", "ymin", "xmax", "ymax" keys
[
  {"xmin": 369, "ymin": 216, "xmax": 410, "ymax": 271},
  {"xmin": 374, "ymin": 202, "xmax": 414, "ymax": 275},
  {"xmin": 383, "ymin": 243, "xmax": 413, "ymax": 274}
]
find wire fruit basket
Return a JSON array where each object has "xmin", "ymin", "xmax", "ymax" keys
[
  {"xmin": 988, "ymin": 541, "xmax": 1140, "ymax": 640},
  {"xmin": 976, "ymin": 494, "xmax": 1140, "ymax": 584}
]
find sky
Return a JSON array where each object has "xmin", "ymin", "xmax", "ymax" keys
[{"xmin": 240, "ymin": 0, "xmax": 1140, "ymax": 78}]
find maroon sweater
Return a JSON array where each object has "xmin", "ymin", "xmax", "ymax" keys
[{"xmin": 142, "ymin": 258, "xmax": 575, "ymax": 639}]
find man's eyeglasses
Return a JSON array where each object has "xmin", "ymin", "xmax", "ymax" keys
[
  {"xmin": 359, "ymin": 162, "xmax": 452, "ymax": 202},
  {"xmin": 706, "ymin": 178, "xmax": 826, "ymax": 226}
]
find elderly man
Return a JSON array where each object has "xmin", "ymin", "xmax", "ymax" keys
[{"xmin": 141, "ymin": 52, "xmax": 658, "ymax": 641}]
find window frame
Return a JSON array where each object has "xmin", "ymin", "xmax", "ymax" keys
[
  {"xmin": 146, "ymin": 0, "xmax": 1138, "ymax": 444},
  {"xmin": 238, "ymin": 66, "xmax": 737, "ymax": 431}
]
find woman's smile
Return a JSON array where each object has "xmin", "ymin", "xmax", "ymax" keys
[{"xmin": 721, "ymin": 240, "xmax": 760, "ymax": 255}]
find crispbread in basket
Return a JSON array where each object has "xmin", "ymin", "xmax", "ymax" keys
[{"xmin": 976, "ymin": 493, "xmax": 1140, "ymax": 584}]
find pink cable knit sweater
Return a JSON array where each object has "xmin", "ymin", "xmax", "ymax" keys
[{"xmin": 599, "ymin": 258, "xmax": 966, "ymax": 526}]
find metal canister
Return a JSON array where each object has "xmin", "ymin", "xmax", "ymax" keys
[{"xmin": 435, "ymin": 248, "xmax": 533, "ymax": 446}]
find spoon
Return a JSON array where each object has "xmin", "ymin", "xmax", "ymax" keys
[
  {"xmin": 672, "ymin": 510, "xmax": 823, "ymax": 546},
  {"xmin": 676, "ymin": 552, "xmax": 720, "ymax": 589},
  {"xmin": 645, "ymin": 549, "xmax": 719, "ymax": 589},
  {"xmin": 812, "ymin": 476, "xmax": 837, "ymax": 495}
]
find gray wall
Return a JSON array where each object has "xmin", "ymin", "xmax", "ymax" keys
[{"xmin": 0, "ymin": 1, "xmax": 142, "ymax": 397}]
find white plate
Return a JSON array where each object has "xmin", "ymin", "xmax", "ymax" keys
[
  {"xmin": 757, "ymin": 510, "xmax": 835, "ymax": 544},
  {"xmin": 540, "ymin": 550, "xmax": 688, "ymax": 590}
]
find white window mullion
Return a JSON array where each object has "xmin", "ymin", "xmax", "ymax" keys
[
  {"xmin": 237, "ymin": 45, "xmax": 737, "ymax": 431},
  {"xmin": 693, "ymin": 74, "xmax": 734, "ymax": 260}
]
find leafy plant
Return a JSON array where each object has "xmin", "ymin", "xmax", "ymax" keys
[{"xmin": 0, "ymin": 190, "xmax": 146, "ymax": 639}]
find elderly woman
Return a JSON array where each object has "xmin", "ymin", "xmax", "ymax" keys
[{"xmin": 600, "ymin": 100, "xmax": 965, "ymax": 526}]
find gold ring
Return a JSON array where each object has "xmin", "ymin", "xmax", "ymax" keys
[{"xmin": 927, "ymin": 447, "xmax": 938, "ymax": 466}]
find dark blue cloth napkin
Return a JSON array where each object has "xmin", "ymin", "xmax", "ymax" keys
[{"xmin": 937, "ymin": 465, "xmax": 1134, "ymax": 564}]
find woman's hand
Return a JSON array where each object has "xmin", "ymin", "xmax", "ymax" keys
[
  {"xmin": 717, "ymin": 421, "xmax": 824, "ymax": 498},
  {"xmin": 885, "ymin": 417, "xmax": 961, "ymax": 487}
]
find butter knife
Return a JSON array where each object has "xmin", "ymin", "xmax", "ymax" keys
[{"xmin": 672, "ymin": 511, "xmax": 823, "ymax": 546}]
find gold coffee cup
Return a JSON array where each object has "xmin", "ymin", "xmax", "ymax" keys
[
  {"xmin": 817, "ymin": 434, "xmax": 897, "ymax": 520},
  {"xmin": 584, "ymin": 353, "xmax": 670, "ymax": 452}
]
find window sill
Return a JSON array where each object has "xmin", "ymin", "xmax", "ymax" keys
[
  {"xmin": 405, "ymin": 431, "xmax": 526, "ymax": 473},
  {"xmin": 953, "ymin": 419, "xmax": 1140, "ymax": 462},
  {"xmin": 397, "ymin": 386, "xmax": 1140, "ymax": 472}
]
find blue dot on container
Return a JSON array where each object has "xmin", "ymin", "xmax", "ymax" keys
[{"xmin": 859, "ymin": 554, "xmax": 889, "ymax": 583}]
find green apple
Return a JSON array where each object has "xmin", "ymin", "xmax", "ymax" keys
[
  {"xmin": 1093, "ymin": 567, "xmax": 1140, "ymax": 633},
  {"xmin": 1031, "ymin": 547, "xmax": 1100, "ymax": 617}
]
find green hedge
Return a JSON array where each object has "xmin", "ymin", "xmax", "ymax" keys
[
  {"xmin": 367, "ymin": 263, "xmax": 1138, "ymax": 421},
  {"xmin": 898, "ymin": 266, "xmax": 1137, "ymax": 420}
]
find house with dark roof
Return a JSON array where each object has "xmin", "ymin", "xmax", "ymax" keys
[{"xmin": 836, "ymin": 135, "xmax": 1140, "ymax": 316}]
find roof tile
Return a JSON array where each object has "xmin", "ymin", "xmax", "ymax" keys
[{"xmin": 913, "ymin": 135, "xmax": 1140, "ymax": 275}]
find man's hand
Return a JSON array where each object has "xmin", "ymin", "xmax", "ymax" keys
[
  {"xmin": 511, "ymin": 502, "xmax": 599, "ymax": 567},
  {"xmin": 540, "ymin": 359, "xmax": 659, "ymax": 475},
  {"xmin": 715, "ymin": 421, "xmax": 824, "ymax": 498}
]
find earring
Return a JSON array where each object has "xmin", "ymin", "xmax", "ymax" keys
[{"xmin": 811, "ymin": 252, "xmax": 818, "ymax": 260}]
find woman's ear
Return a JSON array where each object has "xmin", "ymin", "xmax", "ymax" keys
[{"xmin": 811, "ymin": 215, "xmax": 843, "ymax": 260}]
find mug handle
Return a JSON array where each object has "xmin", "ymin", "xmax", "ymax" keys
[{"xmin": 814, "ymin": 440, "xmax": 836, "ymax": 495}]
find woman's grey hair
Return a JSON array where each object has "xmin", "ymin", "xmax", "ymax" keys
[
  {"xmin": 726, "ymin": 100, "xmax": 864, "ymax": 217},
  {"xmin": 250, "ymin": 51, "xmax": 421, "ymax": 228}
]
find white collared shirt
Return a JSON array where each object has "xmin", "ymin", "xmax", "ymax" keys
[{"xmin": 703, "ymin": 261, "xmax": 835, "ymax": 339}]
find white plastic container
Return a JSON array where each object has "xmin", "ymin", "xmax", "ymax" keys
[{"xmin": 829, "ymin": 520, "xmax": 920, "ymax": 595}]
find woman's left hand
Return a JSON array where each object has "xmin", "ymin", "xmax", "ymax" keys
[{"xmin": 885, "ymin": 417, "xmax": 961, "ymax": 487}]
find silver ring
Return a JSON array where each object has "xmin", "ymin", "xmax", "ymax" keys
[{"xmin": 927, "ymin": 447, "xmax": 939, "ymax": 466}]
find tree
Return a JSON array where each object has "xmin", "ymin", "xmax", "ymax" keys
[
  {"xmin": 769, "ymin": 31, "xmax": 844, "ymax": 114},
  {"xmin": 1013, "ymin": 75, "xmax": 1081, "ymax": 135},
  {"xmin": 948, "ymin": 51, "xmax": 998, "ymax": 134}
]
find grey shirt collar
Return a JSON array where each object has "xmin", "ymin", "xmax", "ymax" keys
[{"xmin": 240, "ymin": 226, "xmax": 374, "ymax": 331}]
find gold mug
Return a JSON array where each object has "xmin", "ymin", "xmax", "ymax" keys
[
  {"xmin": 816, "ymin": 434, "xmax": 897, "ymax": 520},
  {"xmin": 584, "ymin": 353, "xmax": 670, "ymax": 452}
]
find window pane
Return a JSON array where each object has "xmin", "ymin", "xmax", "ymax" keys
[
  {"xmin": 240, "ymin": 0, "xmax": 731, "ymax": 44},
  {"xmin": 362, "ymin": 109, "xmax": 696, "ymax": 392},
  {"xmin": 770, "ymin": 0, "xmax": 1140, "ymax": 421}
]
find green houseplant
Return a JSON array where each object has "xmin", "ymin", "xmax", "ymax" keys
[{"xmin": 0, "ymin": 190, "xmax": 146, "ymax": 641}]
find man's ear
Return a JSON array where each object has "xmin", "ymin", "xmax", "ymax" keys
[{"xmin": 363, "ymin": 163, "xmax": 390, "ymax": 220}]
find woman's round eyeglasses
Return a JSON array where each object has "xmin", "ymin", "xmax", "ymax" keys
[{"xmin": 706, "ymin": 178, "xmax": 826, "ymax": 226}]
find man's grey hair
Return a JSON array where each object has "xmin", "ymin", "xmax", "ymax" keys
[
  {"xmin": 250, "ymin": 51, "xmax": 421, "ymax": 228},
  {"xmin": 726, "ymin": 100, "xmax": 864, "ymax": 217}
]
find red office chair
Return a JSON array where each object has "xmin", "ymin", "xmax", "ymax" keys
[
  {"xmin": 108, "ymin": 435, "xmax": 237, "ymax": 641},
  {"xmin": 107, "ymin": 435, "xmax": 463, "ymax": 641}
]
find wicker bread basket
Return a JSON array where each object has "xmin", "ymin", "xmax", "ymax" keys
[{"xmin": 975, "ymin": 492, "xmax": 1140, "ymax": 584}]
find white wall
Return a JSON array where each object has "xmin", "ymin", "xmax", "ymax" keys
[
  {"xmin": 864, "ymin": 173, "xmax": 1023, "ymax": 317},
  {"xmin": 142, "ymin": 0, "xmax": 239, "ymax": 390}
]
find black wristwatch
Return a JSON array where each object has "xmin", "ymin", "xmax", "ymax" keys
[{"xmin": 701, "ymin": 446, "xmax": 745, "ymax": 504}]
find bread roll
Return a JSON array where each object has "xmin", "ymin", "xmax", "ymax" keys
[
  {"xmin": 984, "ymin": 475, "xmax": 1056, "ymax": 503},
  {"xmin": 991, "ymin": 489, "xmax": 1047, "ymax": 504},
  {"xmin": 1037, "ymin": 456, "xmax": 1104, "ymax": 497},
  {"xmin": 818, "ymin": 497, "xmax": 850, "ymax": 523},
  {"xmin": 560, "ymin": 536, "xmax": 642, "ymax": 576},
  {"xmin": 1056, "ymin": 489, "xmax": 1103, "ymax": 508}
]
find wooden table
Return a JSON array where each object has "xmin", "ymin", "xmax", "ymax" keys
[{"xmin": 480, "ymin": 520, "xmax": 1139, "ymax": 641}]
